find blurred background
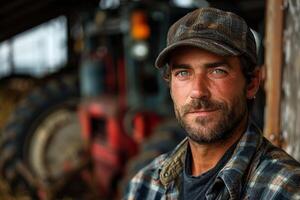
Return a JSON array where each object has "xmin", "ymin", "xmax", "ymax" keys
[{"xmin": 0, "ymin": 0, "xmax": 298, "ymax": 199}]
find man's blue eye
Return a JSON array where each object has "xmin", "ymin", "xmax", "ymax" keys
[
  {"xmin": 213, "ymin": 69, "xmax": 226, "ymax": 74},
  {"xmin": 176, "ymin": 71, "xmax": 189, "ymax": 77},
  {"xmin": 209, "ymin": 68, "xmax": 228, "ymax": 78}
]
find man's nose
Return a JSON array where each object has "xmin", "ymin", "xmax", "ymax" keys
[{"xmin": 190, "ymin": 75, "xmax": 210, "ymax": 99}]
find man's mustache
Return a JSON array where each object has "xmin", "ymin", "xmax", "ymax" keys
[{"xmin": 181, "ymin": 98, "xmax": 226, "ymax": 116}]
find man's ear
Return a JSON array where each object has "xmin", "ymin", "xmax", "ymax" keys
[{"xmin": 246, "ymin": 67, "xmax": 261, "ymax": 99}]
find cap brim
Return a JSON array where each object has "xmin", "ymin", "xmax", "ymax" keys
[{"xmin": 155, "ymin": 38, "xmax": 241, "ymax": 68}]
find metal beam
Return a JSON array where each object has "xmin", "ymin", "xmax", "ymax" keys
[{"xmin": 0, "ymin": 0, "xmax": 99, "ymax": 42}]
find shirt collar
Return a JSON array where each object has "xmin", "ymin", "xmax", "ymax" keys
[
  {"xmin": 159, "ymin": 137, "xmax": 188, "ymax": 186},
  {"xmin": 209, "ymin": 121, "xmax": 263, "ymax": 198},
  {"xmin": 159, "ymin": 120, "xmax": 263, "ymax": 196}
]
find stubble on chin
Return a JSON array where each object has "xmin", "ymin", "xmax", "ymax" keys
[{"xmin": 174, "ymin": 97, "xmax": 247, "ymax": 144}]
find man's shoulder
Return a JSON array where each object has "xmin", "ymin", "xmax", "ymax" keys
[
  {"xmin": 123, "ymin": 153, "xmax": 170, "ymax": 200},
  {"xmin": 124, "ymin": 138, "xmax": 188, "ymax": 199},
  {"xmin": 246, "ymin": 138, "xmax": 300, "ymax": 199},
  {"xmin": 136, "ymin": 153, "xmax": 169, "ymax": 178},
  {"xmin": 258, "ymin": 138, "xmax": 300, "ymax": 172}
]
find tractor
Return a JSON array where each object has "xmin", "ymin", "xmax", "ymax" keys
[{"xmin": 0, "ymin": 1, "xmax": 190, "ymax": 199}]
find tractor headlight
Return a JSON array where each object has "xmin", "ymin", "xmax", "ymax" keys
[{"xmin": 131, "ymin": 41, "xmax": 149, "ymax": 60}]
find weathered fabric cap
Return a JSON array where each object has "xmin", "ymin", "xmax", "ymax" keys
[{"xmin": 155, "ymin": 7, "xmax": 257, "ymax": 68}]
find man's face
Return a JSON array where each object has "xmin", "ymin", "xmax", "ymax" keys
[{"xmin": 169, "ymin": 47, "xmax": 255, "ymax": 144}]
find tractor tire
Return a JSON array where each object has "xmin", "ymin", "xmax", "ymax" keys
[
  {"xmin": 0, "ymin": 75, "xmax": 37, "ymax": 131},
  {"xmin": 0, "ymin": 75, "xmax": 84, "ymax": 198},
  {"xmin": 120, "ymin": 119, "xmax": 186, "ymax": 195}
]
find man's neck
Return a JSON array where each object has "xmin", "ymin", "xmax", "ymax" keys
[{"xmin": 188, "ymin": 116, "xmax": 248, "ymax": 176}]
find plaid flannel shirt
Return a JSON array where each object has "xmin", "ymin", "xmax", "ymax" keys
[{"xmin": 124, "ymin": 122, "xmax": 300, "ymax": 200}]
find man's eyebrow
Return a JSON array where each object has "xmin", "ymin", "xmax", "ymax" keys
[
  {"xmin": 204, "ymin": 61, "xmax": 230, "ymax": 68},
  {"xmin": 170, "ymin": 64, "xmax": 191, "ymax": 70}
]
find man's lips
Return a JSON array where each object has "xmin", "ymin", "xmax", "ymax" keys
[{"xmin": 186, "ymin": 109, "xmax": 219, "ymax": 116}]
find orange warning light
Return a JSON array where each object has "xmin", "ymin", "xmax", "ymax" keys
[{"xmin": 131, "ymin": 11, "xmax": 150, "ymax": 40}]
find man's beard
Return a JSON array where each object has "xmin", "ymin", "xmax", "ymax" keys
[{"xmin": 174, "ymin": 94, "xmax": 247, "ymax": 144}]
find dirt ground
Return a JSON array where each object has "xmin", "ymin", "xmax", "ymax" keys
[{"xmin": 0, "ymin": 178, "xmax": 31, "ymax": 200}]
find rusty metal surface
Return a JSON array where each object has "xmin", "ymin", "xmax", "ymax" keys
[
  {"xmin": 281, "ymin": 0, "xmax": 300, "ymax": 161},
  {"xmin": 263, "ymin": 0, "xmax": 284, "ymax": 147}
]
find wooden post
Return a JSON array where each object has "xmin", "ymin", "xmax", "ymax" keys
[{"xmin": 263, "ymin": 0, "xmax": 284, "ymax": 147}]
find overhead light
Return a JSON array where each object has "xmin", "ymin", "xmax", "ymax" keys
[
  {"xmin": 99, "ymin": 0, "xmax": 120, "ymax": 9},
  {"xmin": 172, "ymin": 0, "xmax": 209, "ymax": 8}
]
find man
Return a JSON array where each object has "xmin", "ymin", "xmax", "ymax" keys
[{"xmin": 124, "ymin": 7, "xmax": 300, "ymax": 200}]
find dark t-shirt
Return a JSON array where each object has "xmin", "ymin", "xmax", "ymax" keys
[{"xmin": 179, "ymin": 143, "xmax": 237, "ymax": 200}]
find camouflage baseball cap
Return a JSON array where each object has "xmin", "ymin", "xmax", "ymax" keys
[{"xmin": 155, "ymin": 7, "xmax": 257, "ymax": 68}]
